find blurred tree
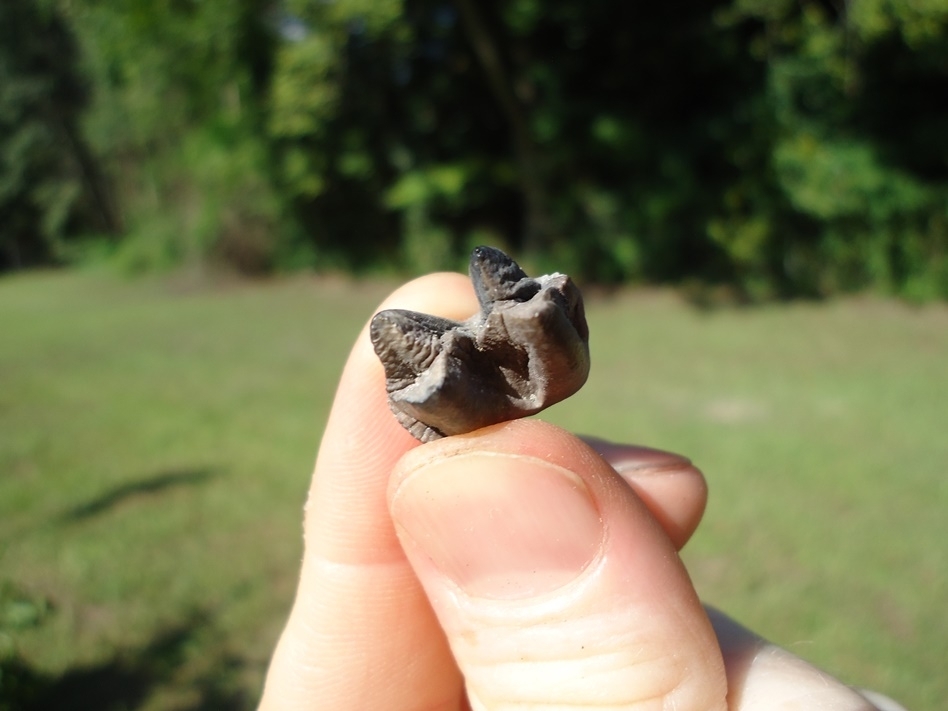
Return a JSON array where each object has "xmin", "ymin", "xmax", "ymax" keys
[
  {"xmin": 719, "ymin": 0, "xmax": 948, "ymax": 298},
  {"xmin": 3, "ymin": 0, "xmax": 946, "ymax": 297},
  {"xmin": 65, "ymin": 0, "xmax": 284, "ymax": 273},
  {"xmin": 0, "ymin": 0, "xmax": 117, "ymax": 269},
  {"xmin": 266, "ymin": 0, "xmax": 769, "ymax": 277}
]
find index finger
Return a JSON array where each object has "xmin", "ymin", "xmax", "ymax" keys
[
  {"xmin": 304, "ymin": 272, "xmax": 479, "ymax": 563},
  {"xmin": 260, "ymin": 272, "xmax": 478, "ymax": 711}
]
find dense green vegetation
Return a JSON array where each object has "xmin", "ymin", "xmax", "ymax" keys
[
  {"xmin": 1, "ymin": 270, "xmax": 946, "ymax": 709},
  {"xmin": 2, "ymin": 0, "xmax": 947, "ymax": 297}
]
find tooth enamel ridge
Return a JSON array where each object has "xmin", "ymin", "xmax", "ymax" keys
[{"xmin": 369, "ymin": 246, "xmax": 591, "ymax": 442}]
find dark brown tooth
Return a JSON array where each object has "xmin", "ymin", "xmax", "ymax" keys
[{"xmin": 370, "ymin": 247, "xmax": 590, "ymax": 441}]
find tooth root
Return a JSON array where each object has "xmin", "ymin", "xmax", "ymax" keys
[
  {"xmin": 469, "ymin": 245, "xmax": 530, "ymax": 306},
  {"xmin": 370, "ymin": 309, "xmax": 456, "ymax": 387}
]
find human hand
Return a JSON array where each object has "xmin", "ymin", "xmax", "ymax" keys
[{"xmin": 259, "ymin": 273, "xmax": 900, "ymax": 711}]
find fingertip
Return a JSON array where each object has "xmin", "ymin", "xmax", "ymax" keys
[
  {"xmin": 306, "ymin": 271, "xmax": 478, "ymax": 564},
  {"xmin": 374, "ymin": 271, "xmax": 478, "ymax": 322},
  {"xmin": 264, "ymin": 272, "xmax": 477, "ymax": 711},
  {"xmin": 582, "ymin": 436, "xmax": 708, "ymax": 549}
]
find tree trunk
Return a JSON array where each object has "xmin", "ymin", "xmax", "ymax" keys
[{"xmin": 453, "ymin": 0, "xmax": 556, "ymax": 253}]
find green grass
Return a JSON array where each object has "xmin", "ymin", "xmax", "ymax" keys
[{"xmin": 1, "ymin": 270, "xmax": 945, "ymax": 710}]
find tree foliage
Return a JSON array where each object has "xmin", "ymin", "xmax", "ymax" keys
[
  {"xmin": 3, "ymin": 0, "xmax": 947, "ymax": 298},
  {"xmin": 64, "ymin": 0, "xmax": 282, "ymax": 273},
  {"xmin": 0, "ymin": 0, "xmax": 116, "ymax": 269}
]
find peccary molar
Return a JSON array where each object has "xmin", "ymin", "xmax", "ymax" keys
[{"xmin": 370, "ymin": 246, "xmax": 590, "ymax": 442}]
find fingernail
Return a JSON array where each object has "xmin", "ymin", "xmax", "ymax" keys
[
  {"xmin": 587, "ymin": 439, "xmax": 695, "ymax": 478},
  {"xmin": 391, "ymin": 452, "xmax": 603, "ymax": 600},
  {"xmin": 611, "ymin": 450, "xmax": 694, "ymax": 476}
]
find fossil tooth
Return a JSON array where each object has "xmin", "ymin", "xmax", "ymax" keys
[{"xmin": 370, "ymin": 246, "xmax": 590, "ymax": 442}]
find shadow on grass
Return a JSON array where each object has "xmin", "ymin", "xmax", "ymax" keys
[
  {"xmin": 58, "ymin": 467, "xmax": 216, "ymax": 523},
  {"xmin": 1, "ymin": 611, "xmax": 253, "ymax": 711}
]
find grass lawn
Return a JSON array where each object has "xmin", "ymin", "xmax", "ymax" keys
[{"xmin": 1, "ymin": 269, "xmax": 945, "ymax": 709}]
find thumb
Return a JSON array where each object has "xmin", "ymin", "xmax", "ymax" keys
[{"xmin": 389, "ymin": 420, "xmax": 727, "ymax": 711}]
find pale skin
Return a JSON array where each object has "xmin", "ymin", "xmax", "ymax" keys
[{"xmin": 259, "ymin": 272, "xmax": 901, "ymax": 711}]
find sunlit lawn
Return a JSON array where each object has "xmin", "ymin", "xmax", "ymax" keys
[{"xmin": 1, "ymin": 269, "xmax": 945, "ymax": 710}]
